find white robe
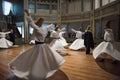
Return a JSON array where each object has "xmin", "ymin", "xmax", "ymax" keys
[
  {"xmin": 8, "ymin": 16, "xmax": 65, "ymax": 80},
  {"xmin": 59, "ymin": 32, "xmax": 68, "ymax": 46},
  {"xmin": 49, "ymin": 29, "xmax": 66, "ymax": 51},
  {"xmin": 0, "ymin": 31, "xmax": 13, "ymax": 48},
  {"xmin": 93, "ymin": 29, "xmax": 120, "ymax": 61},
  {"xmin": 29, "ymin": 24, "xmax": 55, "ymax": 45},
  {"xmin": 69, "ymin": 29, "xmax": 85, "ymax": 50}
]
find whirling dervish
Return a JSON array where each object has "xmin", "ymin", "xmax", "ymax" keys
[
  {"xmin": 59, "ymin": 31, "xmax": 68, "ymax": 47},
  {"xmin": 8, "ymin": 9, "xmax": 65, "ymax": 80},
  {"xmin": 49, "ymin": 25, "xmax": 68, "ymax": 55},
  {"xmin": 69, "ymin": 27, "xmax": 85, "ymax": 50},
  {"xmin": 93, "ymin": 21, "xmax": 120, "ymax": 62},
  {"xmin": 0, "ymin": 29, "xmax": 13, "ymax": 48}
]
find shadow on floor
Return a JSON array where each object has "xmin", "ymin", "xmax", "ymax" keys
[
  {"xmin": 111, "ymin": 77, "xmax": 120, "ymax": 80},
  {"xmin": 7, "ymin": 70, "xmax": 69, "ymax": 80},
  {"xmin": 95, "ymin": 58, "xmax": 120, "ymax": 76}
]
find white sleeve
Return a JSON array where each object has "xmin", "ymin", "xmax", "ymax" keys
[
  {"xmin": 71, "ymin": 28, "xmax": 77, "ymax": 33},
  {"xmin": 61, "ymin": 31, "xmax": 65, "ymax": 34},
  {"xmin": 5, "ymin": 31, "xmax": 11, "ymax": 34},
  {"xmin": 104, "ymin": 32, "xmax": 107, "ymax": 41},
  {"xmin": 104, "ymin": 32, "xmax": 113, "ymax": 42},
  {"xmin": 44, "ymin": 24, "xmax": 55, "ymax": 32},
  {"xmin": 26, "ymin": 16, "xmax": 39, "ymax": 29},
  {"xmin": 26, "ymin": 16, "xmax": 44, "ymax": 35},
  {"xmin": 107, "ymin": 32, "xmax": 114, "ymax": 42}
]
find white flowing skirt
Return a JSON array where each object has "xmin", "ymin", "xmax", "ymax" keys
[
  {"xmin": 59, "ymin": 38, "xmax": 68, "ymax": 47},
  {"xmin": 0, "ymin": 38, "xmax": 13, "ymax": 48},
  {"xmin": 8, "ymin": 44, "xmax": 65, "ymax": 80},
  {"xmin": 93, "ymin": 41, "xmax": 120, "ymax": 61},
  {"xmin": 49, "ymin": 39, "xmax": 65, "ymax": 50},
  {"xmin": 69, "ymin": 39, "xmax": 85, "ymax": 50}
]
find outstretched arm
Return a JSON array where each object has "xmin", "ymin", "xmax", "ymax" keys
[
  {"xmin": 24, "ymin": 9, "xmax": 37, "ymax": 29},
  {"xmin": 0, "ymin": 31, "xmax": 11, "ymax": 34},
  {"xmin": 24, "ymin": 9, "xmax": 35, "ymax": 27},
  {"xmin": 24, "ymin": 9, "xmax": 43, "ymax": 34},
  {"xmin": 71, "ymin": 28, "xmax": 77, "ymax": 33},
  {"xmin": 45, "ymin": 24, "xmax": 55, "ymax": 32},
  {"xmin": 24, "ymin": 9, "xmax": 30, "ymax": 16},
  {"xmin": 5, "ymin": 31, "xmax": 11, "ymax": 34}
]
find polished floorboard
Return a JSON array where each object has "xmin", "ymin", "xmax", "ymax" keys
[{"xmin": 0, "ymin": 45, "xmax": 120, "ymax": 80}]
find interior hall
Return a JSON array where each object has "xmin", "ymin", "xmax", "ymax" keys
[{"xmin": 0, "ymin": 0, "xmax": 120, "ymax": 80}]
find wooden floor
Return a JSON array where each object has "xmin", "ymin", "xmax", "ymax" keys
[{"xmin": 0, "ymin": 45, "xmax": 120, "ymax": 80}]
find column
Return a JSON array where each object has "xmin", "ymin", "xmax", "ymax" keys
[
  {"xmin": 24, "ymin": 0, "xmax": 29, "ymax": 43},
  {"xmin": 100, "ymin": 0, "xmax": 102, "ymax": 37},
  {"xmin": 49, "ymin": 1, "xmax": 52, "ymax": 14},
  {"xmin": 35, "ymin": 0, "xmax": 37, "ymax": 13},
  {"xmin": 118, "ymin": 1, "xmax": 120, "ymax": 41},
  {"xmin": 57, "ymin": 0, "xmax": 61, "ymax": 25},
  {"xmin": 91, "ymin": 0, "xmax": 95, "ymax": 38},
  {"xmin": 81, "ymin": 0, "xmax": 83, "ymax": 12}
]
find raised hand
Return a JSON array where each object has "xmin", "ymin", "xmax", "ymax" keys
[{"xmin": 24, "ymin": 9, "xmax": 29, "ymax": 16}]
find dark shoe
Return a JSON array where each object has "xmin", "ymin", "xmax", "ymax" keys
[
  {"xmin": 99, "ymin": 59, "xmax": 105, "ymax": 62},
  {"xmin": 112, "ymin": 60, "xmax": 118, "ymax": 64}
]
